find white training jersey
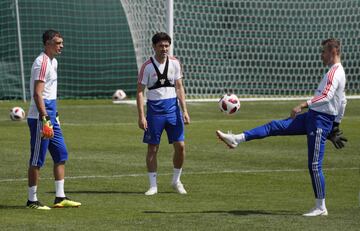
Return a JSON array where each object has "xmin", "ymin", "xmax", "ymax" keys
[
  {"xmin": 28, "ymin": 52, "xmax": 58, "ymax": 119},
  {"xmin": 307, "ymin": 63, "xmax": 347, "ymax": 122},
  {"xmin": 137, "ymin": 55, "xmax": 182, "ymax": 101}
]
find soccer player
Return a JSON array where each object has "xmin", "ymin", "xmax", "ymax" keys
[
  {"xmin": 216, "ymin": 38, "xmax": 347, "ymax": 216},
  {"xmin": 136, "ymin": 32, "xmax": 190, "ymax": 196},
  {"xmin": 26, "ymin": 30, "xmax": 81, "ymax": 209}
]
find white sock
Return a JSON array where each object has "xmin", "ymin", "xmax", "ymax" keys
[
  {"xmin": 28, "ymin": 186, "xmax": 38, "ymax": 202},
  {"xmin": 316, "ymin": 198, "xmax": 326, "ymax": 210},
  {"xmin": 234, "ymin": 133, "xmax": 246, "ymax": 143},
  {"xmin": 148, "ymin": 172, "xmax": 157, "ymax": 188},
  {"xmin": 172, "ymin": 168, "xmax": 182, "ymax": 185},
  {"xmin": 55, "ymin": 179, "xmax": 66, "ymax": 198}
]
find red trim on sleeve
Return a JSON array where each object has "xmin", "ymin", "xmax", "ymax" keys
[
  {"xmin": 38, "ymin": 55, "xmax": 48, "ymax": 81},
  {"xmin": 137, "ymin": 59, "xmax": 152, "ymax": 84},
  {"xmin": 311, "ymin": 65, "xmax": 338, "ymax": 104}
]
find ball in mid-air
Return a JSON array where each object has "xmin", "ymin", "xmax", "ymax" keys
[
  {"xmin": 10, "ymin": 106, "xmax": 26, "ymax": 121},
  {"xmin": 218, "ymin": 94, "xmax": 240, "ymax": 114}
]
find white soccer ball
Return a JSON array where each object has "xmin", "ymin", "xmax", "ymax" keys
[
  {"xmin": 218, "ymin": 94, "xmax": 241, "ymax": 115},
  {"xmin": 112, "ymin": 89, "xmax": 127, "ymax": 101},
  {"xmin": 10, "ymin": 106, "xmax": 26, "ymax": 121}
]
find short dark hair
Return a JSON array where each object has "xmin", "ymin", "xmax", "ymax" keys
[
  {"xmin": 322, "ymin": 38, "xmax": 341, "ymax": 55},
  {"xmin": 42, "ymin": 29, "xmax": 62, "ymax": 45},
  {"xmin": 152, "ymin": 32, "xmax": 171, "ymax": 45}
]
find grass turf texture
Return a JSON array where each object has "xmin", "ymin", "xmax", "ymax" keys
[{"xmin": 0, "ymin": 99, "xmax": 359, "ymax": 230}]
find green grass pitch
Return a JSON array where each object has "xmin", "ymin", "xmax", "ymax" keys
[{"xmin": 0, "ymin": 99, "xmax": 359, "ymax": 230}]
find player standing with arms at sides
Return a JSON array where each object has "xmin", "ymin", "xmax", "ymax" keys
[
  {"xmin": 137, "ymin": 32, "xmax": 190, "ymax": 196},
  {"xmin": 26, "ymin": 30, "xmax": 81, "ymax": 209},
  {"xmin": 216, "ymin": 38, "xmax": 347, "ymax": 216}
]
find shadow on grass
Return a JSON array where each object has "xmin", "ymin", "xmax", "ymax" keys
[
  {"xmin": 0, "ymin": 205, "xmax": 25, "ymax": 210},
  {"xmin": 144, "ymin": 209, "xmax": 298, "ymax": 216},
  {"xmin": 46, "ymin": 190, "xmax": 176, "ymax": 195},
  {"xmin": 46, "ymin": 190, "xmax": 143, "ymax": 195}
]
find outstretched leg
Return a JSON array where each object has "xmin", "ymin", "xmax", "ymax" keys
[
  {"xmin": 217, "ymin": 113, "xmax": 308, "ymax": 148},
  {"xmin": 244, "ymin": 113, "xmax": 308, "ymax": 141}
]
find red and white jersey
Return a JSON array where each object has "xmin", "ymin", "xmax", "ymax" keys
[
  {"xmin": 137, "ymin": 55, "xmax": 182, "ymax": 101},
  {"xmin": 307, "ymin": 63, "xmax": 347, "ymax": 121},
  {"xmin": 28, "ymin": 52, "xmax": 58, "ymax": 119}
]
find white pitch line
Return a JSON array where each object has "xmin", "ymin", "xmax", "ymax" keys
[{"xmin": 0, "ymin": 167, "xmax": 358, "ymax": 183}]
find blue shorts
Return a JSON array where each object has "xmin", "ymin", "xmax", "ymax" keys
[
  {"xmin": 27, "ymin": 116, "xmax": 68, "ymax": 167},
  {"xmin": 143, "ymin": 111, "xmax": 185, "ymax": 145}
]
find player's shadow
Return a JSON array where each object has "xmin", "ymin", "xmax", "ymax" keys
[
  {"xmin": 46, "ymin": 190, "xmax": 145, "ymax": 195},
  {"xmin": 202, "ymin": 210, "xmax": 297, "ymax": 216},
  {"xmin": 46, "ymin": 190, "xmax": 177, "ymax": 195},
  {"xmin": 0, "ymin": 205, "xmax": 26, "ymax": 210},
  {"xmin": 144, "ymin": 209, "xmax": 298, "ymax": 216}
]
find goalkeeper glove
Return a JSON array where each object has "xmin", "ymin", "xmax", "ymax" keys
[
  {"xmin": 41, "ymin": 115, "xmax": 54, "ymax": 139},
  {"xmin": 327, "ymin": 122, "xmax": 348, "ymax": 149},
  {"xmin": 56, "ymin": 112, "xmax": 60, "ymax": 127}
]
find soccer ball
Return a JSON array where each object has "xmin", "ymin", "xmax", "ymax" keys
[
  {"xmin": 112, "ymin": 89, "xmax": 127, "ymax": 101},
  {"xmin": 218, "ymin": 94, "xmax": 241, "ymax": 114},
  {"xmin": 10, "ymin": 106, "xmax": 26, "ymax": 121}
]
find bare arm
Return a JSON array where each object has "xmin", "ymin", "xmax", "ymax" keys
[
  {"xmin": 33, "ymin": 80, "xmax": 47, "ymax": 117},
  {"xmin": 175, "ymin": 79, "xmax": 190, "ymax": 124},
  {"xmin": 290, "ymin": 101, "xmax": 308, "ymax": 119},
  {"xmin": 136, "ymin": 83, "xmax": 147, "ymax": 130}
]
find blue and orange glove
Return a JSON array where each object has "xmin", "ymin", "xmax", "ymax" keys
[{"xmin": 42, "ymin": 115, "xmax": 54, "ymax": 139}]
